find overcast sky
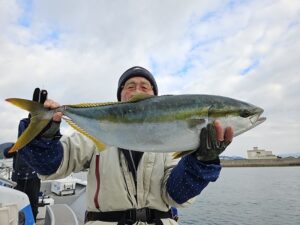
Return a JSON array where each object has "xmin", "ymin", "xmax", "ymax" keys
[{"xmin": 0, "ymin": 0, "xmax": 299, "ymax": 157}]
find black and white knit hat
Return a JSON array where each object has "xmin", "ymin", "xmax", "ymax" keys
[{"xmin": 117, "ymin": 66, "xmax": 158, "ymax": 101}]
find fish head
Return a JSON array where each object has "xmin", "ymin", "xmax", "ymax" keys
[
  {"xmin": 208, "ymin": 97, "xmax": 266, "ymax": 137},
  {"xmin": 239, "ymin": 104, "xmax": 265, "ymax": 125}
]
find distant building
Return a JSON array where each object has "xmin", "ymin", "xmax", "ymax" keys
[{"xmin": 247, "ymin": 147, "xmax": 277, "ymax": 159}]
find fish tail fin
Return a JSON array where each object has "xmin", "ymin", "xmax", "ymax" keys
[
  {"xmin": 6, "ymin": 98, "xmax": 43, "ymax": 114},
  {"xmin": 6, "ymin": 98, "xmax": 53, "ymax": 153},
  {"xmin": 64, "ymin": 117, "xmax": 106, "ymax": 151}
]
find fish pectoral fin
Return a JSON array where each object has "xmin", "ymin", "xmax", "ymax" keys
[
  {"xmin": 128, "ymin": 93, "xmax": 154, "ymax": 102},
  {"xmin": 172, "ymin": 150, "xmax": 195, "ymax": 159},
  {"xmin": 8, "ymin": 117, "xmax": 51, "ymax": 153},
  {"xmin": 63, "ymin": 117, "xmax": 106, "ymax": 151},
  {"xmin": 187, "ymin": 118, "xmax": 206, "ymax": 129}
]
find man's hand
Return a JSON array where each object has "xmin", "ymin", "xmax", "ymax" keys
[
  {"xmin": 44, "ymin": 99, "xmax": 63, "ymax": 122},
  {"xmin": 194, "ymin": 120, "xmax": 233, "ymax": 161}
]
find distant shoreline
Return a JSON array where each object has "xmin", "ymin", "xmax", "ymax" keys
[{"xmin": 221, "ymin": 158, "xmax": 300, "ymax": 167}]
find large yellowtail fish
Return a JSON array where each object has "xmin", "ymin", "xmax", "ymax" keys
[{"xmin": 6, "ymin": 94, "xmax": 266, "ymax": 155}]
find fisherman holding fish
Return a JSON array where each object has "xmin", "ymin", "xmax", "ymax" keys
[{"xmin": 9, "ymin": 66, "xmax": 237, "ymax": 225}]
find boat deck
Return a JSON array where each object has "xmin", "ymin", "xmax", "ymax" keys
[{"xmin": 36, "ymin": 179, "xmax": 87, "ymax": 225}]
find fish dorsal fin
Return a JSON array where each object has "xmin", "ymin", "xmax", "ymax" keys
[
  {"xmin": 66, "ymin": 94, "xmax": 153, "ymax": 108},
  {"xmin": 128, "ymin": 93, "xmax": 154, "ymax": 102},
  {"xmin": 63, "ymin": 117, "xmax": 106, "ymax": 151},
  {"xmin": 172, "ymin": 150, "xmax": 195, "ymax": 159},
  {"xmin": 67, "ymin": 101, "xmax": 119, "ymax": 108}
]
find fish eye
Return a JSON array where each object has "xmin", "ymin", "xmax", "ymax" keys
[{"xmin": 240, "ymin": 109, "xmax": 251, "ymax": 118}]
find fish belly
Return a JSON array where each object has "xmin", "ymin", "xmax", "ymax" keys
[
  {"xmin": 68, "ymin": 114, "xmax": 202, "ymax": 152},
  {"xmin": 99, "ymin": 121, "xmax": 201, "ymax": 152}
]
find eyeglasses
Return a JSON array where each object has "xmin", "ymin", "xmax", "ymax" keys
[{"xmin": 122, "ymin": 82, "xmax": 153, "ymax": 92}]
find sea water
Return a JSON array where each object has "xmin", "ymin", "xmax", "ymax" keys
[{"xmin": 179, "ymin": 167, "xmax": 300, "ymax": 225}]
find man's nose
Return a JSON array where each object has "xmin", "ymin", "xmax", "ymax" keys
[{"xmin": 135, "ymin": 86, "xmax": 145, "ymax": 92}]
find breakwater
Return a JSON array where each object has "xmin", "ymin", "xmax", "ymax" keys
[{"xmin": 221, "ymin": 158, "xmax": 300, "ymax": 167}]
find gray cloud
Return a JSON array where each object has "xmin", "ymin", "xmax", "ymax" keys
[{"xmin": 0, "ymin": 0, "xmax": 299, "ymax": 157}]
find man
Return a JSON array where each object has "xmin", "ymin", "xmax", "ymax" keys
[
  {"xmin": 3, "ymin": 88, "xmax": 48, "ymax": 222},
  {"xmin": 18, "ymin": 66, "xmax": 233, "ymax": 225}
]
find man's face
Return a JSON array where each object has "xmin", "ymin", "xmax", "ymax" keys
[{"xmin": 121, "ymin": 76, "xmax": 154, "ymax": 102}]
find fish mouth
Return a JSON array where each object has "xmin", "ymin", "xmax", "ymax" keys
[{"xmin": 250, "ymin": 108, "xmax": 266, "ymax": 126}]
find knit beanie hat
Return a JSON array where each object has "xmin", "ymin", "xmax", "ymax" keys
[{"xmin": 117, "ymin": 66, "xmax": 158, "ymax": 101}]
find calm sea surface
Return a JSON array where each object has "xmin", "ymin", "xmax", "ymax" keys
[{"xmin": 179, "ymin": 167, "xmax": 300, "ymax": 225}]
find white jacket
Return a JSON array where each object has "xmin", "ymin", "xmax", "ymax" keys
[{"xmin": 41, "ymin": 133, "xmax": 194, "ymax": 224}]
